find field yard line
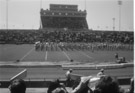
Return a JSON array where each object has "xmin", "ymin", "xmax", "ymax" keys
[
  {"xmin": 62, "ymin": 51, "xmax": 71, "ymax": 61},
  {"xmin": 79, "ymin": 51, "xmax": 93, "ymax": 59},
  {"xmin": 45, "ymin": 51, "xmax": 48, "ymax": 61},
  {"xmin": 20, "ymin": 48, "xmax": 34, "ymax": 61}
]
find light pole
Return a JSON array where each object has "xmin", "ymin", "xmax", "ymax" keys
[
  {"xmin": 39, "ymin": 0, "xmax": 42, "ymax": 29},
  {"xmin": 97, "ymin": 26, "xmax": 100, "ymax": 30},
  {"xmin": 118, "ymin": 0, "xmax": 122, "ymax": 31},
  {"xmin": 112, "ymin": 18, "xmax": 115, "ymax": 31},
  {"xmin": 6, "ymin": 0, "xmax": 8, "ymax": 30}
]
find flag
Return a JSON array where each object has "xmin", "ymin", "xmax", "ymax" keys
[
  {"xmin": 10, "ymin": 69, "xmax": 27, "ymax": 82},
  {"xmin": 87, "ymin": 76, "xmax": 100, "ymax": 90},
  {"xmin": 69, "ymin": 73, "xmax": 84, "ymax": 81},
  {"xmin": 70, "ymin": 73, "xmax": 100, "ymax": 90}
]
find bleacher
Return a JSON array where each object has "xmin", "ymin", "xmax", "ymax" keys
[{"xmin": 0, "ymin": 29, "xmax": 133, "ymax": 44}]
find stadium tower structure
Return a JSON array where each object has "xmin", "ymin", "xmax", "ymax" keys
[{"xmin": 40, "ymin": 4, "xmax": 88, "ymax": 30}]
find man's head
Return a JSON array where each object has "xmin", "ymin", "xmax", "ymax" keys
[
  {"xmin": 9, "ymin": 79, "xmax": 26, "ymax": 93},
  {"xmin": 100, "ymin": 69, "xmax": 104, "ymax": 72},
  {"xmin": 47, "ymin": 79, "xmax": 67, "ymax": 93},
  {"xmin": 94, "ymin": 76, "xmax": 120, "ymax": 93},
  {"xmin": 69, "ymin": 69, "xmax": 73, "ymax": 73},
  {"xmin": 48, "ymin": 80, "xmax": 60, "ymax": 93}
]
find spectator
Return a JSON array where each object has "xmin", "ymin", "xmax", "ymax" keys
[
  {"xmin": 0, "ymin": 30, "xmax": 133, "ymax": 45},
  {"xmin": 71, "ymin": 76, "xmax": 93, "ymax": 93},
  {"xmin": 47, "ymin": 79, "xmax": 68, "ymax": 93},
  {"xmin": 127, "ymin": 77, "xmax": 134, "ymax": 93},
  {"xmin": 8, "ymin": 79, "xmax": 26, "ymax": 93},
  {"xmin": 71, "ymin": 75, "xmax": 125, "ymax": 93},
  {"xmin": 97, "ymin": 69, "xmax": 105, "ymax": 77},
  {"xmin": 65, "ymin": 69, "xmax": 73, "ymax": 86},
  {"xmin": 115, "ymin": 53, "xmax": 119, "ymax": 59},
  {"xmin": 94, "ymin": 75, "xmax": 124, "ymax": 93},
  {"xmin": 66, "ymin": 69, "xmax": 73, "ymax": 79}
]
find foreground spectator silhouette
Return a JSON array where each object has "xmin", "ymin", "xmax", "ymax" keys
[
  {"xmin": 8, "ymin": 79, "xmax": 26, "ymax": 93},
  {"xmin": 94, "ymin": 76, "xmax": 124, "ymax": 93},
  {"xmin": 127, "ymin": 77, "xmax": 134, "ymax": 93},
  {"xmin": 65, "ymin": 69, "xmax": 73, "ymax": 87},
  {"xmin": 71, "ymin": 75, "xmax": 124, "ymax": 93},
  {"xmin": 97, "ymin": 69, "xmax": 105, "ymax": 77},
  {"xmin": 47, "ymin": 79, "xmax": 68, "ymax": 93},
  {"xmin": 71, "ymin": 75, "xmax": 99, "ymax": 93},
  {"xmin": 72, "ymin": 78, "xmax": 91, "ymax": 93}
]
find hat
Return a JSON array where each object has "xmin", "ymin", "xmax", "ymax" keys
[{"xmin": 69, "ymin": 69, "xmax": 73, "ymax": 72}]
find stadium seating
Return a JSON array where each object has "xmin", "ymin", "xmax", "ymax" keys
[{"xmin": 0, "ymin": 29, "xmax": 133, "ymax": 45}]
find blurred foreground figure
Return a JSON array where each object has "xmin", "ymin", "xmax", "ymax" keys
[
  {"xmin": 97, "ymin": 69, "xmax": 105, "ymax": 77},
  {"xmin": 66, "ymin": 69, "xmax": 73, "ymax": 79},
  {"xmin": 71, "ymin": 75, "xmax": 94, "ymax": 93},
  {"xmin": 9, "ymin": 79, "xmax": 26, "ymax": 93},
  {"xmin": 94, "ymin": 76, "xmax": 124, "ymax": 93},
  {"xmin": 127, "ymin": 77, "xmax": 134, "ymax": 93},
  {"xmin": 72, "ymin": 75, "xmax": 124, "ymax": 93},
  {"xmin": 65, "ymin": 69, "xmax": 73, "ymax": 86},
  {"xmin": 47, "ymin": 79, "xmax": 68, "ymax": 93}
]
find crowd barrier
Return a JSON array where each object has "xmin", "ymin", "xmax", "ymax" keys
[
  {"xmin": 62, "ymin": 62, "xmax": 133, "ymax": 70},
  {"xmin": 0, "ymin": 64, "xmax": 62, "ymax": 68},
  {"xmin": 0, "ymin": 62, "xmax": 133, "ymax": 71}
]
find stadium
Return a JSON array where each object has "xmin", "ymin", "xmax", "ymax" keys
[{"xmin": 0, "ymin": 1, "xmax": 134, "ymax": 93}]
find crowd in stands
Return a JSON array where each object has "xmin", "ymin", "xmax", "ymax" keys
[
  {"xmin": 8, "ymin": 69, "xmax": 134, "ymax": 93},
  {"xmin": 0, "ymin": 29, "xmax": 133, "ymax": 44}
]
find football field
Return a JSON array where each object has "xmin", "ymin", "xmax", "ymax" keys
[
  {"xmin": 0, "ymin": 44, "xmax": 133, "ymax": 63},
  {"xmin": 0, "ymin": 44, "xmax": 134, "ymax": 80}
]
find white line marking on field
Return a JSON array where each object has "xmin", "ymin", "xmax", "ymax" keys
[
  {"xmin": 20, "ymin": 48, "xmax": 34, "ymax": 61},
  {"xmin": 62, "ymin": 51, "xmax": 71, "ymax": 61},
  {"xmin": 79, "ymin": 51, "xmax": 93, "ymax": 59},
  {"xmin": 45, "ymin": 51, "xmax": 48, "ymax": 61}
]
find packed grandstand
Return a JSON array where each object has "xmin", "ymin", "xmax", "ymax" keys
[{"xmin": 0, "ymin": 29, "xmax": 133, "ymax": 44}]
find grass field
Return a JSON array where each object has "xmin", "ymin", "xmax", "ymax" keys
[
  {"xmin": 0, "ymin": 44, "xmax": 134, "ymax": 80},
  {"xmin": 0, "ymin": 44, "xmax": 133, "ymax": 63}
]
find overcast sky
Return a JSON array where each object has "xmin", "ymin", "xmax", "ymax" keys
[{"xmin": 0, "ymin": 0, "xmax": 134, "ymax": 31}]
